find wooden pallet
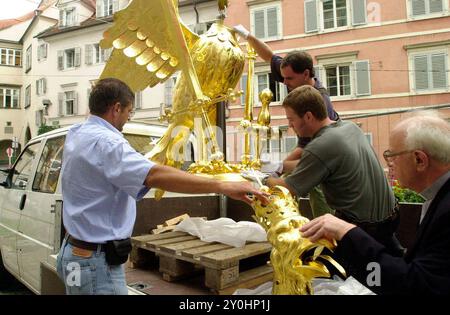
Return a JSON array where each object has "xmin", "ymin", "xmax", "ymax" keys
[{"xmin": 130, "ymin": 231, "xmax": 273, "ymax": 294}]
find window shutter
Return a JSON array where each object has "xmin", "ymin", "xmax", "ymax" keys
[
  {"xmin": 254, "ymin": 10, "xmax": 265, "ymax": 38},
  {"xmin": 59, "ymin": 9, "xmax": 64, "ymax": 27},
  {"xmin": 73, "ymin": 92, "xmax": 78, "ymax": 115},
  {"xmin": 35, "ymin": 111, "xmax": 41, "ymax": 127},
  {"xmin": 354, "ymin": 60, "xmax": 371, "ymax": 96},
  {"xmin": 414, "ymin": 55, "xmax": 429, "ymax": 90},
  {"xmin": 240, "ymin": 74, "xmax": 247, "ymax": 106},
  {"xmin": 134, "ymin": 92, "xmax": 142, "ymax": 109},
  {"xmin": 411, "ymin": 0, "xmax": 426, "ymax": 16},
  {"xmin": 85, "ymin": 44, "xmax": 93, "ymax": 65},
  {"xmin": 304, "ymin": 0, "xmax": 318, "ymax": 33},
  {"xmin": 431, "ymin": 53, "xmax": 447, "ymax": 89},
  {"xmin": 352, "ymin": 0, "xmax": 367, "ymax": 25},
  {"xmin": 43, "ymin": 44, "xmax": 47, "ymax": 59},
  {"xmin": 37, "ymin": 46, "xmax": 41, "ymax": 61},
  {"xmin": 74, "ymin": 47, "xmax": 81, "ymax": 67},
  {"xmin": 267, "ymin": 7, "xmax": 278, "ymax": 38},
  {"xmin": 430, "ymin": 0, "xmax": 444, "ymax": 13},
  {"xmin": 36, "ymin": 80, "xmax": 39, "ymax": 95},
  {"xmin": 57, "ymin": 50, "xmax": 64, "ymax": 70},
  {"xmin": 313, "ymin": 65, "xmax": 322, "ymax": 83},
  {"xmin": 58, "ymin": 93, "xmax": 64, "ymax": 116},
  {"xmin": 113, "ymin": 0, "xmax": 120, "ymax": 13},
  {"xmin": 96, "ymin": 0, "xmax": 103, "ymax": 17},
  {"xmin": 104, "ymin": 48, "xmax": 112, "ymax": 61},
  {"xmin": 43, "ymin": 78, "xmax": 47, "ymax": 94}
]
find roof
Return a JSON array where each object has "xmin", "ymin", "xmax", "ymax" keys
[
  {"xmin": 81, "ymin": 0, "xmax": 96, "ymax": 10},
  {"xmin": 0, "ymin": 0, "xmax": 57, "ymax": 31},
  {"xmin": 36, "ymin": 14, "xmax": 113, "ymax": 39}
]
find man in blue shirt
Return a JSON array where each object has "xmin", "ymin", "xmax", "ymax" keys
[{"xmin": 56, "ymin": 78, "xmax": 268, "ymax": 295}]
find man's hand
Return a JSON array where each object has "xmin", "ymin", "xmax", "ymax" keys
[
  {"xmin": 233, "ymin": 24, "xmax": 250, "ymax": 39},
  {"xmin": 300, "ymin": 214, "xmax": 356, "ymax": 242},
  {"xmin": 220, "ymin": 181, "xmax": 269, "ymax": 206}
]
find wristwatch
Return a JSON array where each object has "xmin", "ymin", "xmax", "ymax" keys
[{"xmin": 261, "ymin": 174, "xmax": 270, "ymax": 186}]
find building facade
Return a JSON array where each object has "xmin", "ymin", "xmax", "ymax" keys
[{"xmin": 224, "ymin": 0, "xmax": 450, "ymax": 165}]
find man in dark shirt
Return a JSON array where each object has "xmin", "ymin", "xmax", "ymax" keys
[{"xmin": 233, "ymin": 24, "xmax": 339, "ymax": 216}]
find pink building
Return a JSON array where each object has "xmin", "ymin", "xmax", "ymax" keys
[{"xmin": 224, "ymin": 0, "xmax": 450, "ymax": 166}]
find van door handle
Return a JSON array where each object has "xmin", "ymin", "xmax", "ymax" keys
[{"xmin": 19, "ymin": 194, "xmax": 27, "ymax": 210}]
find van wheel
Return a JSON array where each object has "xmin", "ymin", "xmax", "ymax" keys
[{"xmin": 0, "ymin": 254, "xmax": 14, "ymax": 289}]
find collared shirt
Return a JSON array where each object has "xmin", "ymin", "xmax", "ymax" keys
[
  {"xmin": 61, "ymin": 115, "xmax": 155, "ymax": 242},
  {"xmin": 419, "ymin": 170, "xmax": 450, "ymax": 223}
]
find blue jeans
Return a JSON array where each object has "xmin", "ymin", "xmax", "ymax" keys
[{"xmin": 56, "ymin": 238, "xmax": 128, "ymax": 295}]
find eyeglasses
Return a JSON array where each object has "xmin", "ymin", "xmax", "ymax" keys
[
  {"xmin": 383, "ymin": 149, "xmax": 414, "ymax": 164},
  {"xmin": 128, "ymin": 110, "xmax": 135, "ymax": 118}
]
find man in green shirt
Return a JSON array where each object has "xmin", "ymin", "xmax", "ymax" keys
[{"xmin": 264, "ymin": 85, "xmax": 403, "ymax": 256}]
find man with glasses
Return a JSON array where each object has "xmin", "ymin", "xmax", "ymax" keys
[{"xmin": 300, "ymin": 114, "xmax": 450, "ymax": 294}]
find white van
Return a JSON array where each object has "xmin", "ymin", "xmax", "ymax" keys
[{"xmin": 0, "ymin": 121, "xmax": 169, "ymax": 294}]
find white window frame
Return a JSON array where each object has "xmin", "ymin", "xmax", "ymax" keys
[
  {"xmin": 316, "ymin": 53, "xmax": 372, "ymax": 100},
  {"xmin": 60, "ymin": 7, "xmax": 77, "ymax": 27},
  {"xmin": 36, "ymin": 78, "xmax": 46, "ymax": 96},
  {"xmin": 407, "ymin": 0, "xmax": 448, "ymax": 20},
  {"xmin": 0, "ymin": 87, "xmax": 20, "ymax": 108},
  {"xmin": 64, "ymin": 91, "xmax": 75, "ymax": 116},
  {"xmin": 0, "ymin": 48, "xmax": 22, "ymax": 66},
  {"xmin": 96, "ymin": 0, "xmax": 120, "ymax": 18},
  {"xmin": 250, "ymin": 2, "xmax": 282, "ymax": 41},
  {"xmin": 320, "ymin": 0, "xmax": 350, "ymax": 31},
  {"xmin": 254, "ymin": 71, "xmax": 287, "ymax": 104},
  {"xmin": 408, "ymin": 47, "xmax": 449, "ymax": 93},
  {"xmin": 323, "ymin": 63, "xmax": 352, "ymax": 97},
  {"xmin": 65, "ymin": 49, "xmax": 75, "ymax": 69},
  {"xmin": 37, "ymin": 43, "xmax": 48, "ymax": 62}
]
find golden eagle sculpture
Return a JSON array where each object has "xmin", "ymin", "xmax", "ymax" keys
[{"xmin": 99, "ymin": 0, "xmax": 245, "ymax": 200}]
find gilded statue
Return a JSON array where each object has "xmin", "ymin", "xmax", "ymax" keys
[
  {"xmin": 99, "ymin": 0, "xmax": 245, "ymax": 199},
  {"xmin": 253, "ymin": 185, "xmax": 346, "ymax": 295},
  {"xmin": 99, "ymin": 0, "xmax": 346, "ymax": 294}
]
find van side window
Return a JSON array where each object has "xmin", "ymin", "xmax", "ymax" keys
[
  {"xmin": 11, "ymin": 142, "xmax": 41, "ymax": 190},
  {"xmin": 33, "ymin": 136, "xmax": 65, "ymax": 194}
]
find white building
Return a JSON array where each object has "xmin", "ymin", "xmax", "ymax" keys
[{"xmin": 0, "ymin": 0, "xmax": 219, "ymax": 165}]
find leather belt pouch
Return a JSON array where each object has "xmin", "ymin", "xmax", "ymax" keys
[{"xmin": 105, "ymin": 238, "xmax": 132, "ymax": 265}]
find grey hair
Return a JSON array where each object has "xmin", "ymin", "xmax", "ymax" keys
[{"xmin": 402, "ymin": 114, "xmax": 450, "ymax": 164}]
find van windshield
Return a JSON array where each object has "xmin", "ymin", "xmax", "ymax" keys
[{"xmin": 124, "ymin": 134, "xmax": 158, "ymax": 155}]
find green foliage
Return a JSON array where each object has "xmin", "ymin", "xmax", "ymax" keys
[
  {"xmin": 38, "ymin": 124, "xmax": 59, "ymax": 135},
  {"xmin": 392, "ymin": 180, "xmax": 425, "ymax": 204}
]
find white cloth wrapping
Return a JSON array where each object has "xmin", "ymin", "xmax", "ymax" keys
[{"xmin": 174, "ymin": 217, "xmax": 267, "ymax": 248}]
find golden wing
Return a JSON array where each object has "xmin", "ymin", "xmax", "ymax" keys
[{"xmin": 99, "ymin": 0, "xmax": 203, "ymax": 97}]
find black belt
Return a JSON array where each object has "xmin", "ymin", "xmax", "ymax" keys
[{"xmin": 67, "ymin": 235, "xmax": 105, "ymax": 251}]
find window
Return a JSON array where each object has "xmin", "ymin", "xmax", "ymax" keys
[
  {"xmin": 305, "ymin": 0, "xmax": 367, "ymax": 33},
  {"xmin": 316, "ymin": 57, "xmax": 371, "ymax": 97},
  {"xmin": 25, "ymin": 85, "xmax": 31, "ymax": 109},
  {"xmin": 35, "ymin": 110, "xmax": 44, "ymax": 127},
  {"xmin": 25, "ymin": 45, "xmax": 32, "ymax": 72},
  {"xmin": 134, "ymin": 91, "xmax": 142, "ymax": 109},
  {"xmin": 0, "ymin": 87, "xmax": 20, "ymax": 108},
  {"xmin": 0, "ymin": 48, "xmax": 21, "ymax": 66},
  {"xmin": 65, "ymin": 91, "xmax": 74, "ymax": 115},
  {"xmin": 96, "ymin": 0, "xmax": 119, "ymax": 18},
  {"xmin": 412, "ymin": 52, "xmax": 448, "ymax": 91},
  {"xmin": 58, "ymin": 48, "xmax": 81, "ymax": 70},
  {"xmin": 325, "ymin": 65, "xmax": 351, "ymax": 96},
  {"xmin": 323, "ymin": 0, "xmax": 348, "ymax": 29},
  {"xmin": 59, "ymin": 7, "xmax": 77, "ymax": 27},
  {"xmin": 36, "ymin": 78, "xmax": 46, "ymax": 96},
  {"xmin": 37, "ymin": 43, "xmax": 48, "ymax": 61},
  {"xmin": 256, "ymin": 73, "xmax": 287, "ymax": 103},
  {"xmin": 283, "ymin": 136, "xmax": 298, "ymax": 153},
  {"xmin": 85, "ymin": 44, "xmax": 111, "ymax": 65},
  {"xmin": 240, "ymin": 75, "xmax": 248, "ymax": 105},
  {"xmin": 251, "ymin": 4, "xmax": 281, "ymax": 40},
  {"xmin": 11, "ymin": 142, "xmax": 41, "ymax": 190},
  {"xmin": 33, "ymin": 136, "xmax": 65, "ymax": 194},
  {"xmin": 410, "ymin": 0, "xmax": 444, "ymax": 17},
  {"xmin": 164, "ymin": 76, "xmax": 177, "ymax": 106},
  {"xmin": 58, "ymin": 91, "xmax": 78, "ymax": 116}
]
